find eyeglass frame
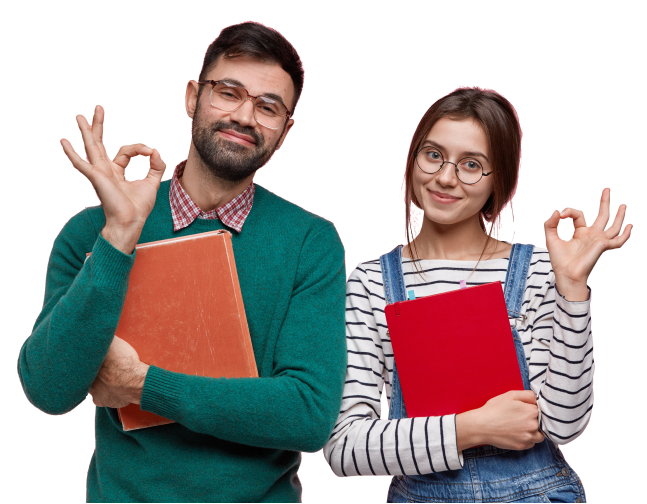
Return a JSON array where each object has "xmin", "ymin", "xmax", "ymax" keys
[
  {"xmin": 414, "ymin": 146, "xmax": 493, "ymax": 185},
  {"xmin": 197, "ymin": 80, "xmax": 293, "ymax": 130}
]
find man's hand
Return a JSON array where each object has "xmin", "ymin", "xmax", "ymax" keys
[
  {"xmin": 89, "ymin": 336, "xmax": 150, "ymax": 408},
  {"xmin": 60, "ymin": 105, "xmax": 166, "ymax": 255}
]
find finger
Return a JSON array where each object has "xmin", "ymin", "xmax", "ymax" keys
[
  {"xmin": 76, "ymin": 114, "xmax": 104, "ymax": 164},
  {"xmin": 560, "ymin": 208, "xmax": 587, "ymax": 228},
  {"xmin": 591, "ymin": 188, "xmax": 611, "ymax": 231},
  {"xmin": 604, "ymin": 204, "xmax": 627, "ymax": 239},
  {"xmin": 92, "ymin": 103, "xmax": 106, "ymax": 149},
  {"xmin": 113, "ymin": 144, "xmax": 154, "ymax": 169},
  {"xmin": 607, "ymin": 224, "xmax": 633, "ymax": 249},
  {"xmin": 509, "ymin": 390, "xmax": 537, "ymax": 404},
  {"xmin": 60, "ymin": 138, "xmax": 93, "ymax": 178},
  {"xmin": 533, "ymin": 430, "xmax": 545, "ymax": 443}
]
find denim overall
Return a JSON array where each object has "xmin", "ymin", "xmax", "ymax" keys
[{"xmin": 380, "ymin": 245, "xmax": 586, "ymax": 503}]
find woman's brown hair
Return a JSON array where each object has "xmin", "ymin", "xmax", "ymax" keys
[{"xmin": 405, "ymin": 87, "xmax": 522, "ymax": 261}]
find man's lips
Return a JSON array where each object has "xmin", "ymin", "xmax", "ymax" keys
[
  {"xmin": 429, "ymin": 190, "xmax": 461, "ymax": 204},
  {"xmin": 217, "ymin": 129, "xmax": 256, "ymax": 147}
]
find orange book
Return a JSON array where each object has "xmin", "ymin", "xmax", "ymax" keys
[{"xmin": 104, "ymin": 230, "xmax": 257, "ymax": 431}]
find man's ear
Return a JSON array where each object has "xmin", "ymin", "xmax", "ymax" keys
[
  {"xmin": 186, "ymin": 80, "xmax": 200, "ymax": 119},
  {"xmin": 275, "ymin": 118, "xmax": 295, "ymax": 150}
]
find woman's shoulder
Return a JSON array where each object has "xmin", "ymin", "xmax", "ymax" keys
[{"xmin": 349, "ymin": 258, "xmax": 383, "ymax": 281}]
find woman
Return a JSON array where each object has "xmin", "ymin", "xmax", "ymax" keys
[{"xmin": 323, "ymin": 88, "xmax": 631, "ymax": 502}]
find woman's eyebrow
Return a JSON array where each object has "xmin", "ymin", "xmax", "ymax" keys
[{"xmin": 421, "ymin": 140, "xmax": 489, "ymax": 162}]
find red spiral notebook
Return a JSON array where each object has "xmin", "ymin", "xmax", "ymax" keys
[
  {"xmin": 384, "ymin": 282, "xmax": 523, "ymax": 418},
  {"xmin": 91, "ymin": 229, "xmax": 258, "ymax": 431}
]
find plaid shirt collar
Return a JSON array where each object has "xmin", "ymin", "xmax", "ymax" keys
[{"xmin": 169, "ymin": 160, "xmax": 255, "ymax": 233}]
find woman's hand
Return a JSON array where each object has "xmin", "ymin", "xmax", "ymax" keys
[
  {"xmin": 60, "ymin": 105, "xmax": 166, "ymax": 254},
  {"xmin": 544, "ymin": 188, "xmax": 632, "ymax": 301},
  {"xmin": 456, "ymin": 390, "xmax": 544, "ymax": 451}
]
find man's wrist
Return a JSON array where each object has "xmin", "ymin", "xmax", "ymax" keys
[
  {"xmin": 101, "ymin": 224, "xmax": 142, "ymax": 255},
  {"xmin": 128, "ymin": 362, "xmax": 150, "ymax": 405}
]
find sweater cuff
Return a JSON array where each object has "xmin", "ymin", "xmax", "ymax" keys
[
  {"xmin": 445, "ymin": 414, "xmax": 464, "ymax": 469},
  {"xmin": 140, "ymin": 365, "xmax": 185, "ymax": 420},
  {"xmin": 89, "ymin": 234, "xmax": 136, "ymax": 290},
  {"xmin": 453, "ymin": 415, "xmax": 464, "ymax": 467},
  {"xmin": 555, "ymin": 284, "xmax": 591, "ymax": 305}
]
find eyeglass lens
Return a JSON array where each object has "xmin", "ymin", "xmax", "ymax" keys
[
  {"xmin": 416, "ymin": 147, "xmax": 485, "ymax": 184},
  {"xmin": 210, "ymin": 81, "xmax": 287, "ymax": 129}
]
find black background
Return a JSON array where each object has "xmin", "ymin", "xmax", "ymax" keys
[{"xmin": 16, "ymin": 18, "xmax": 644, "ymax": 502}]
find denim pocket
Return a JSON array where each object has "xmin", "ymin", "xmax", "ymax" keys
[{"xmin": 542, "ymin": 480, "xmax": 585, "ymax": 503}]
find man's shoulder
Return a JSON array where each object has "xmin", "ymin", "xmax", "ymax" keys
[{"xmin": 254, "ymin": 184, "xmax": 336, "ymax": 234}]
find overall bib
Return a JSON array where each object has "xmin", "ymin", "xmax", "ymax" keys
[{"xmin": 380, "ymin": 244, "xmax": 586, "ymax": 503}]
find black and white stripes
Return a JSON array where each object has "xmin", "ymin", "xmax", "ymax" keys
[{"xmin": 324, "ymin": 249, "xmax": 594, "ymax": 477}]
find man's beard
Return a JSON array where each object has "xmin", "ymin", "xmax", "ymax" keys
[{"xmin": 191, "ymin": 100, "xmax": 281, "ymax": 183}]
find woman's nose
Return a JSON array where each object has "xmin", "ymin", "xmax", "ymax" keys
[{"xmin": 435, "ymin": 161, "xmax": 459, "ymax": 186}]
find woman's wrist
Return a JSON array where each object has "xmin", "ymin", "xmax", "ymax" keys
[
  {"xmin": 554, "ymin": 275, "xmax": 590, "ymax": 302},
  {"xmin": 455, "ymin": 409, "xmax": 486, "ymax": 452}
]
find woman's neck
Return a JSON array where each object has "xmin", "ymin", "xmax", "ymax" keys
[{"xmin": 404, "ymin": 214, "xmax": 510, "ymax": 261}]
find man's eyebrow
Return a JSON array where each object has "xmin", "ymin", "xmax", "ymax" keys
[
  {"xmin": 220, "ymin": 78, "xmax": 288, "ymax": 110},
  {"xmin": 420, "ymin": 140, "xmax": 489, "ymax": 162}
]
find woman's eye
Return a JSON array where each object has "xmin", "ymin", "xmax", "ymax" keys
[
  {"xmin": 463, "ymin": 160, "xmax": 481, "ymax": 171},
  {"xmin": 427, "ymin": 150, "xmax": 441, "ymax": 160}
]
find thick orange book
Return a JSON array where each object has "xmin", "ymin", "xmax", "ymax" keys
[{"xmin": 105, "ymin": 230, "xmax": 257, "ymax": 431}]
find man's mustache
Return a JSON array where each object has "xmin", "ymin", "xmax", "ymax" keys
[{"xmin": 211, "ymin": 121, "xmax": 264, "ymax": 147}]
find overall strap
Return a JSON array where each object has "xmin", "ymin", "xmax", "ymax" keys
[
  {"xmin": 380, "ymin": 245, "xmax": 408, "ymax": 305},
  {"xmin": 503, "ymin": 244, "xmax": 535, "ymax": 319}
]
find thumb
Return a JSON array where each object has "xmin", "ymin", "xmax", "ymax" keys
[
  {"xmin": 145, "ymin": 149, "xmax": 166, "ymax": 186},
  {"xmin": 544, "ymin": 210, "xmax": 560, "ymax": 243}
]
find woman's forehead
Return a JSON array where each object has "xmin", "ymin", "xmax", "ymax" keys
[{"xmin": 424, "ymin": 118, "xmax": 489, "ymax": 156}]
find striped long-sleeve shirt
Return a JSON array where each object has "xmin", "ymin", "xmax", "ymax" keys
[{"xmin": 324, "ymin": 248, "xmax": 593, "ymax": 477}]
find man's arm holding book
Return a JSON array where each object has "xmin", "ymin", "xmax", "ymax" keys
[
  {"xmin": 91, "ymin": 223, "xmax": 348, "ymax": 452},
  {"xmin": 18, "ymin": 215, "xmax": 135, "ymax": 414}
]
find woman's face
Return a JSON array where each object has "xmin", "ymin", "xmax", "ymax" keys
[{"xmin": 412, "ymin": 117, "xmax": 494, "ymax": 227}]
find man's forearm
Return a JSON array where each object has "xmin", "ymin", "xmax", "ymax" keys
[{"xmin": 19, "ymin": 234, "xmax": 134, "ymax": 414}]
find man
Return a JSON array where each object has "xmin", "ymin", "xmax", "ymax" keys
[{"xmin": 18, "ymin": 22, "xmax": 347, "ymax": 502}]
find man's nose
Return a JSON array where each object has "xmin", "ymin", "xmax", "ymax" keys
[{"xmin": 229, "ymin": 98, "xmax": 257, "ymax": 128}]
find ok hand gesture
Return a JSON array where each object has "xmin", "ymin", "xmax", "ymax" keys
[
  {"xmin": 61, "ymin": 106, "xmax": 166, "ymax": 254},
  {"xmin": 544, "ymin": 188, "xmax": 632, "ymax": 301}
]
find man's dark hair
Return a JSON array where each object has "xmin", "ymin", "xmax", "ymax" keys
[{"xmin": 199, "ymin": 22, "xmax": 304, "ymax": 112}]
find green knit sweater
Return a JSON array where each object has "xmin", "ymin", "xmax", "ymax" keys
[{"xmin": 18, "ymin": 181, "xmax": 347, "ymax": 502}]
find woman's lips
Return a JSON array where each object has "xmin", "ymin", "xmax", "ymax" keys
[
  {"xmin": 429, "ymin": 190, "xmax": 461, "ymax": 204},
  {"xmin": 218, "ymin": 131, "xmax": 254, "ymax": 145}
]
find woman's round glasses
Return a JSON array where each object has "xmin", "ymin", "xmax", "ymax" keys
[
  {"xmin": 415, "ymin": 147, "xmax": 492, "ymax": 185},
  {"xmin": 197, "ymin": 80, "xmax": 292, "ymax": 130}
]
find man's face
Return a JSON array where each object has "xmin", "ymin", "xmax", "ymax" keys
[{"xmin": 187, "ymin": 55, "xmax": 295, "ymax": 182}]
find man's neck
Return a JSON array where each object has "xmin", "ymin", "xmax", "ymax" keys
[{"xmin": 181, "ymin": 143, "xmax": 255, "ymax": 212}]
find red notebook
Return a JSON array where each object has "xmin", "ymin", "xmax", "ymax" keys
[
  {"xmin": 94, "ymin": 230, "xmax": 258, "ymax": 431},
  {"xmin": 384, "ymin": 282, "xmax": 523, "ymax": 418}
]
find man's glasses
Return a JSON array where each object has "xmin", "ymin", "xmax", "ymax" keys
[
  {"xmin": 415, "ymin": 147, "xmax": 492, "ymax": 185},
  {"xmin": 197, "ymin": 80, "xmax": 292, "ymax": 130}
]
